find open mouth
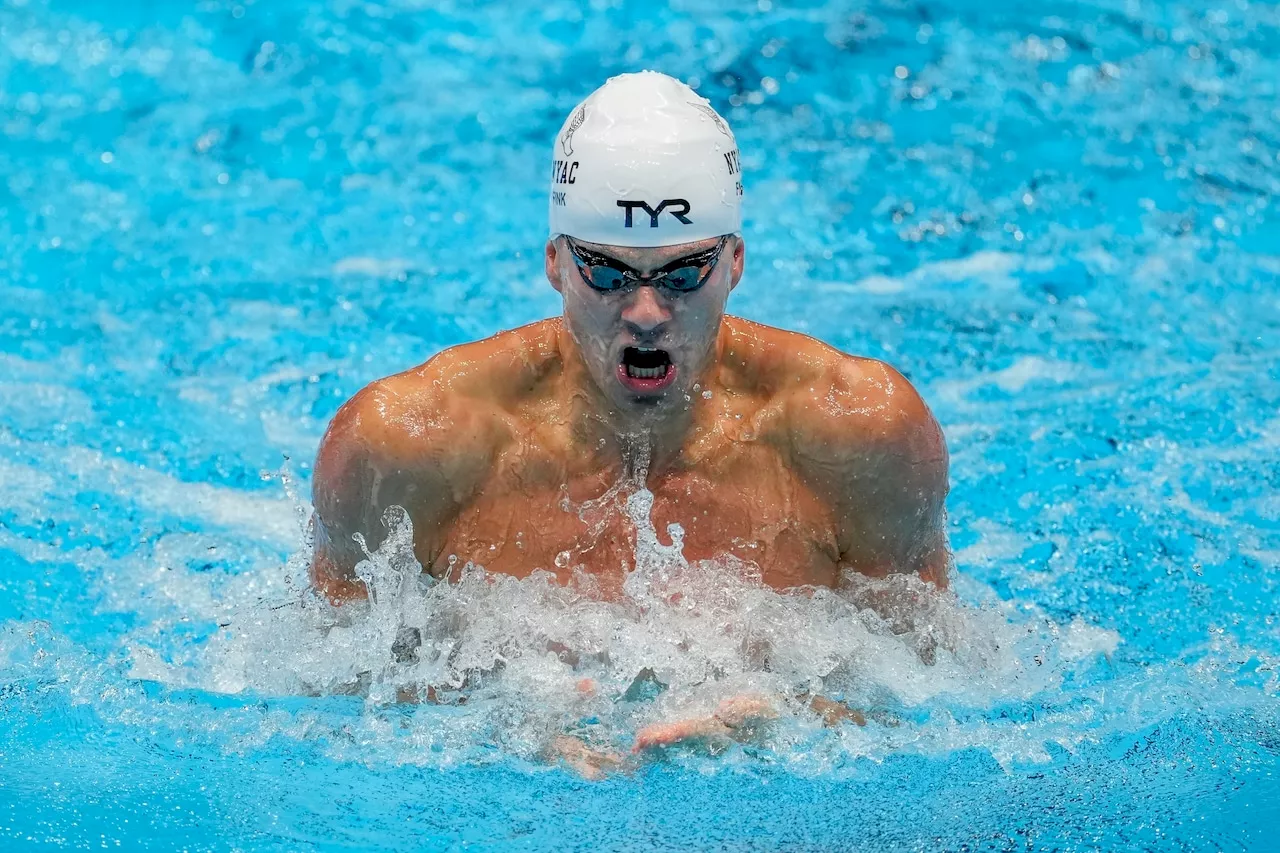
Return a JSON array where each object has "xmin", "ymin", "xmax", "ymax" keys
[{"xmin": 617, "ymin": 346, "xmax": 677, "ymax": 392}]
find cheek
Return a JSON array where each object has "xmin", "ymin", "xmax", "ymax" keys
[
  {"xmin": 569, "ymin": 292, "xmax": 614, "ymax": 329},
  {"xmin": 563, "ymin": 290, "xmax": 618, "ymax": 355},
  {"xmin": 671, "ymin": 291, "xmax": 724, "ymax": 334}
]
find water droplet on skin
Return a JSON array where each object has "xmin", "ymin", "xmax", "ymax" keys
[
  {"xmin": 554, "ymin": 551, "xmax": 571, "ymax": 569},
  {"xmin": 702, "ymin": 390, "xmax": 713, "ymax": 399}
]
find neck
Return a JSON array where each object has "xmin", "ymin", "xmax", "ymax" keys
[{"xmin": 553, "ymin": 319, "xmax": 729, "ymax": 478}]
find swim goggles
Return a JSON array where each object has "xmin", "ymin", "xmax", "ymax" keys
[{"xmin": 565, "ymin": 236, "xmax": 729, "ymax": 294}]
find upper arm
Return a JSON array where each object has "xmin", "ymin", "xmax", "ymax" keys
[
  {"xmin": 790, "ymin": 359, "xmax": 950, "ymax": 588},
  {"xmin": 309, "ymin": 377, "xmax": 493, "ymax": 602}
]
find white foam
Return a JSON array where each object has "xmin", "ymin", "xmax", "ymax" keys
[
  {"xmin": 952, "ymin": 520, "xmax": 1030, "ymax": 567},
  {"xmin": 116, "ymin": 453, "xmax": 1126, "ymax": 772},
  {"xmin": 332, "ymin": 256, "xmax": 415, "ymax": 277},
  {"xmin": 854, "ymin": 251, "xmax": 1024, "ymax": 295},
  {"xmin": 810, "ymin": 250, "xmax": 1026, "ymax": 297},
  {"xmin": 933, "ymin": 355, "xmax": 1083, "ymax": 406},
  {"xmin": 989, "ymin": 356, "xmax": 1076, "ymax": 392},
  {"xmin": 0, "ymin": 434, "xmax": 298, "ymax": 548}
]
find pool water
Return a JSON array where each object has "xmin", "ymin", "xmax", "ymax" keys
[{"xmin": 2, "ymin": 0, "xmax": 1279, "ymax": 849}]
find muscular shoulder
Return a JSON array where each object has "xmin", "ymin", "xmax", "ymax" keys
[
  {"xmin": 723, "ymin": 317, "xmax": 939, "ymax": 447},
  {"xmin": 789, "ymin": 353, "xmax": 944, "ymax": 464},
  {"xmin": 320, "ymin": 319, "xmax": 561, "ymax": 465},
  {"xmin": 319, "ymin": 359, "xmax": 486, "ymax": 471},
  {"xmin": 310, "ymin": 326, "xmax": 560, "ymax": 585},
  {"xmin": 720, "ymin": 318, "xmax": 948, "ymax": 580},
  {"xmin": 764, "ymin": 335, "xmax": 950, "ymax": 582},
  {"xmin": 726, "ymin": 324, "xmax": 946, "ymax": 498}
]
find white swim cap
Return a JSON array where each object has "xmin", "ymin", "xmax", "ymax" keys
[{"xmin": 548, "ymin": 71, "xmax": 743, "ymax": 248}]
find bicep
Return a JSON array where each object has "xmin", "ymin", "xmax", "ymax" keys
[
  {"xmin": 308, "ymin": 399, "xmax": 464, "ymax": 601},
  {"xmin": 834, "ymin": 451, "xmax": 950, "ymax": 589},
  {"xmin": 791, "ymin": 362, "xmax": 951, "ymax": 587},
  {"xmin": 310, "ymin": 432, "xmax": 384, "ymax": 594}
]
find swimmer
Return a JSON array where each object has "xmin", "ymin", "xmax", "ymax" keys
[{"xmin": 309, "ymin": 72, "xmax": 949, "ymax": 762}]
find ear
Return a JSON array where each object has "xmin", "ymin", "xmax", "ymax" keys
[
  {"xmin": 728, "ymin": 235, "xmax": 746, "ymax": 292},
  {"xmin": 545, "ymin": 238, "xmax": 564, "ymax": 294}
]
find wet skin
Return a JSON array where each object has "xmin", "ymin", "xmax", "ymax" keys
[
  {"xmin": 310, "ymin": 235, "xmax": 950, "ymax": 603},
  {"xmin": 309, "ymin": 235, "xmax": 949, "ymax": 765}
]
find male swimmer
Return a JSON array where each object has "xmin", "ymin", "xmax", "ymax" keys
[{"xmin": 309, "ymin": 72, "xmax": 949, "ymax": 767}]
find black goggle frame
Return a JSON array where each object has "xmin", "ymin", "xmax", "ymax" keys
[{"xmin": 565, "ymin": 236, "xmax": 730, "ymax": 294}]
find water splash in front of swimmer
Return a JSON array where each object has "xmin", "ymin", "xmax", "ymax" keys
[{"xmin": 122, "ymin": 433, "xmax": 1129, "ymax": 773}]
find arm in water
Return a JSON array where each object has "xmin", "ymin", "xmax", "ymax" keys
[
  {"xmin": 630, "ymin": 693, "xmax": 867, "ymax": 753},
  {"xmin": 310, "ymin": 366, "xmax": 495, "ymax": 603},
  {"xmin": 547, "ymin": 686, "xmax": 866, "ymax": 774}
]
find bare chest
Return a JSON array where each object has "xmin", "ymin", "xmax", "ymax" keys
[{"xmin": 433, "ymin": 442, "xmax": 840, "ymax": 598}]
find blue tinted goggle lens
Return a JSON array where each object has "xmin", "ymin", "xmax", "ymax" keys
[{"xmin": 568, "ymin": 238, "xmax": 726, "ymax": 293}]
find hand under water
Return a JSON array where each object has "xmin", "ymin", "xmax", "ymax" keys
[
  {"xmin": 395, "ymin": 634, "xmax": 871, "ymax": 778},
  {"xmin": 545, "ymin": 687, "xmax": 870, "ymax": 779},
  {"xmin": 631, "ymin": 693, "xmax": 781, "ymax": 752},
  {"xmin": 629, "ymin": 692, "xmax": 868, "ymax": 753}
]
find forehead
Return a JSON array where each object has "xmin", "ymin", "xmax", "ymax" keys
[{"xmin": 568, "ymin": 235, "xmax": 726, "ymax": 269}]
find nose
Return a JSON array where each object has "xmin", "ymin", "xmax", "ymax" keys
[{"xmin": 619, "ymin": 284, "xmax": 672, "ymax": 337}]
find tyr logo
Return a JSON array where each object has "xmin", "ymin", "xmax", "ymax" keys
[{"xmin": 617, "ymin": 199, "xmax": 693, "ymax": 228}]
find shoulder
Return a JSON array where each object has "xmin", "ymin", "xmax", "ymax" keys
[
  {"xmin": 719, "ymin": 317, "xmax": 943, "ymax": 474},
  {"xmin": 756, "ymin": 335, "xmax": 945, "ymax": 491},
  {"xmin": 723, "ymin": 318, "xmax": 938, "ymax": 440},
  {"xmin": 729, "ymin": 321, "xmax": 950, "ymax": 580},
  {"xmin": 795, "ymin": 355, "xmax": 943, "ymax": 458},
  {"xmin": 319, "ymin": 319, "xmax": 561, "ymax": 466},
  {"xmin": 318, "ymin": 364, "xmax": 479, "ymax": 470}
]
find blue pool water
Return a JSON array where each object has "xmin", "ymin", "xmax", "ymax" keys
[{"xmin": 2, "ymin": 0, "xmax": 1279, "ymax": 849}]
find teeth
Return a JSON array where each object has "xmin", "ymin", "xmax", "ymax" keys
[{"xmin": 627, "ymin": 365, "xmax": 667, "ymax": 379}]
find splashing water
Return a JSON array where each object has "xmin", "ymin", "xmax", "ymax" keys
[
  {"xmin": 116, "ymin": 440, "xmax": 1125, "ymax": 775},
  {"xmin": 3, "ymin": 0, "xmax": 1279, "ymax": 845}
]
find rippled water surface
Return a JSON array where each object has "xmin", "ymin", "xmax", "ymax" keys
[{"xmin": 2, "ymin": 0, "xmax": 1279, "ymax": 850}]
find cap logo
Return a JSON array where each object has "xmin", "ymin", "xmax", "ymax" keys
[
  {"xmin": 617, "ymin": 199, "xmax": 693, "ymax": 228},
  {"xmin": 551, "ymin": 159, "xmax": 578, "ymax": 185},
  {"xmin": 560, "ymin": 105, "xmax": 586, "ymax": 156},
  {"xmin": 688, "ymin": 101, "xmax": 731, "ymax": 137}
]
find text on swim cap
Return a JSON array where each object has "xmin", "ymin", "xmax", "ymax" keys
[
  {"xmin": 617, "ymin": 199, "xmax": 693, "ymax": 228},
  {"xmin": 725, "ymin": 149, "xmax": 744, "ymax": 197},
  {"xmin": 552, "ymin": 160, "xmax": 579, "ymax": 185}
]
